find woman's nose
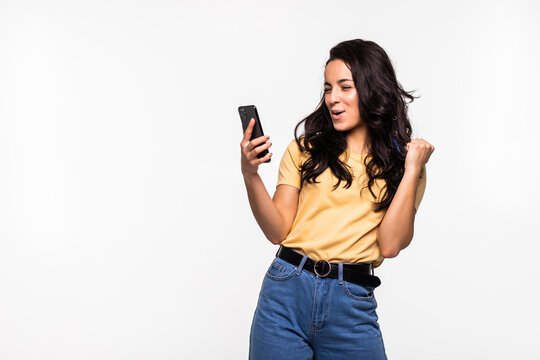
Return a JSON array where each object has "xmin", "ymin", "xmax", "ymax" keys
[{"xmin": 329, "ymin": 89, "xmax": 340, "ymax": 103}]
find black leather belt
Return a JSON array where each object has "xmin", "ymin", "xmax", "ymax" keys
[{"xmin": 276, "ymin": 245, "xmax": 381, "ymax": 288}]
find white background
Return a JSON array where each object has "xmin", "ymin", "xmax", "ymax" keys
[{"xmin": 1, "ymin": 0, "xmax": 539, "ymax": 359}]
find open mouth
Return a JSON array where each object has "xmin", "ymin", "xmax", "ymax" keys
[{"xmin": 331, "ymin": 110, "xmax": 345, "ymax": 119}]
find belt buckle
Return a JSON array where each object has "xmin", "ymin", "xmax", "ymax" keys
[{"xmin": 314, "ymin": 259, "xmax": 331, "ymax": 278}]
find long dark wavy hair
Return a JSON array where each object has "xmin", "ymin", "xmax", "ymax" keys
[{"xmin": 293, "ymin": 39, "xmax": 419, "ymax": 212}]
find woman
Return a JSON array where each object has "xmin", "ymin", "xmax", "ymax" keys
[{"xmin": 240, "ymin": 39, "xmax": 434, "ymax": 359}]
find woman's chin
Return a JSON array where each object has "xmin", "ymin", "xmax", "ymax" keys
[{"xmin": 333, "ymin": 122, "xmax": 350, "ymax": 132}]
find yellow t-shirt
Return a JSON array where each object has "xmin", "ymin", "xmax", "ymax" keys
[{"xmin": 276, "ymin": 138, "xmax": 427, "ymax": 268}]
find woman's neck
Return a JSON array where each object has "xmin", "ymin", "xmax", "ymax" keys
[{"xmin": 346, "ymin": 125, "xmax": 370, "ymax": 155}]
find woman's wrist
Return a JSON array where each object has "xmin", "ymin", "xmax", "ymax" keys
[
  {"xmin": 242, "ymin": 170, "xmax": 260, "ymax": 182},
  {"xmin": 403, "ymin": 166, "xmax": 422, "ymax": 179}
]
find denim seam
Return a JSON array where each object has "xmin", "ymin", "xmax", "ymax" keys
[
  {"xmin": 271, "ymin": 261, "xmax": 285, "ymax": 273},
  {"xmin": 319, "ymin": 281, "xmax": 332, "ymax": 329},
  {"xmin": 295, "ymin": 255, "xmax": 308, "ymax": 276},
  {"xmin": 265, "ymin": 259, "xmax": 294, "ymax": 281},
  {"xmin": 265, "ymin": 270, "xmax": 296, "ymax": 281},
  {"xmin": 310, "ymin": 277, "xmax": 318, "ymax": 334},
  {"xmin": 343, "ymin": 282, "xmax": 376, "ymax": 301},
  {"xmin": 310, "ymin": 279, "xmax": 332, "ymax": 331}
]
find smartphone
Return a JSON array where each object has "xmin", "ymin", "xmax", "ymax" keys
[{"xmin": 238, "ymin": 105, "xmax": 270, "ymax": 163}]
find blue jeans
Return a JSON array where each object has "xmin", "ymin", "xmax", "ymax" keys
[{"xmin": 249, "ymin": 249, "xmax": 388, "ymax": 360}]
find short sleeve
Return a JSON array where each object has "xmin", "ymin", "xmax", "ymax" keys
[
  {"xmin": 414, "ymin": 165, "xmax": 427, "ymax": 212},
  {"xmin": 276, "ymin": 139, "xmax": 302, "ymax": 190}
]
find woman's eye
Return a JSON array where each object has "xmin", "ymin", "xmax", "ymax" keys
[
  {"xmin": 324, "ymin": 88, "xmax": 331, "ymax": 93},
  {"xmin": 342, "ymin": 86, "xmax": 351, "ymax": 90}
]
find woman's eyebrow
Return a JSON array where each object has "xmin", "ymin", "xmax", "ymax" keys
[{"xmin": 324, "ymin": 78, "xmax": 354, "ymax": 86}]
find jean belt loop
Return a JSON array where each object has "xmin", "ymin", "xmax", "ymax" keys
[
  {"xmin": 296, "ymin": 255, "xmax": 308, "ymax": 275},
  {"xmin": 338, "ymin": 263, "xmax": 343, "ymax": 285},
  {"xmin": 371, "ymin": 263, "xmax": 374, "ymax": 276}
]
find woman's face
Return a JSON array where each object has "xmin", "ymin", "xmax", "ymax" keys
[{"xmin": 324, "ymin": 59, "xmax": 362, "ymax": 132}]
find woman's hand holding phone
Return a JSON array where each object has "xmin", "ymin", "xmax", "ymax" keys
[{"xmin": 240, "ymin": 118, "xmax": 273, "ymax": 177}]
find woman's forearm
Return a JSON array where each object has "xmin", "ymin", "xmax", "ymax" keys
[
  {"xmin": 243, "ymin": 173, "xmax": 286, "ymax": 244},
  {"xmin": 376, "ymin": 167, "xmax": 421, "ymax": 258}
]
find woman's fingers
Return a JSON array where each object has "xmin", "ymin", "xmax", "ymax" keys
[
  {"xmin": 242, "ymin": 118, "xmax": 256, "ymax": 142},
  {"xmin": 247, "ymin": 140, "xmax": 272, "ymax": 161},
  {"xmin": 405, "ymin": 138, "xmax": 435, "ymax": 170},
  {"xmin": 240, "ymin": 117, "xmax": 273, "ymax": 175},
  {"xmin": 261, "ymin": 151, "xmax": 273, "ymax": 162},
  {"xmin": 241, "ymin": 132, "xmax": 270, "ymax": 157},
  {"xmin": 250, "ymin": 134, "xmax": 270, "ymax": 150},
  {"xmin": 256, "ymin": 150, "xmax": 273, "ymax": 164},
  {"xmin": 406, "ymin": 138, "xmax": 434, "ymax": 152},
  {"xmin": 257, "ymin": 141, "xmax": 272, "ymax": 155}
]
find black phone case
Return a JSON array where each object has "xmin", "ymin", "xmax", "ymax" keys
[{"xmin": 238, "ymin": 105, "xmax": 270, "ymax": 163}]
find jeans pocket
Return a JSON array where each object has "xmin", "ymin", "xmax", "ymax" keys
[
  {"xmin": 265, "ymin": 257, "xmax": 296, "ymax": 281},
  {"xmin": 343, "ymin": 281, "xmax": 376, "ymax": 301}
]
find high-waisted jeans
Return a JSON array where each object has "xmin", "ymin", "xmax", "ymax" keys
[{"xmin": 249, "ymin": 248, "xmax": 388, "ymax": 360}]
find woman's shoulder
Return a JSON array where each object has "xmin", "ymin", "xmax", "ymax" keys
[
  {"xmin": 285, "ymin": 136, "xmax": 307, "ymax": 154},
  {"xmin": 282, "ymin": 137, "xmax": 310, "ymax": 168}
]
